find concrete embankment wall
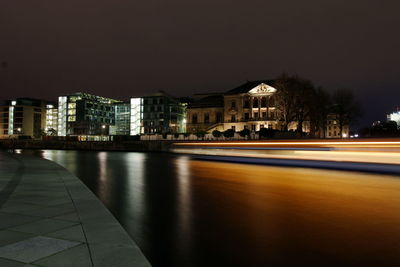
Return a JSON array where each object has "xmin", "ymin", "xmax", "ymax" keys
[{"xmin": 0, "ymin": 139, "xmax": 174, "ymax": 152}]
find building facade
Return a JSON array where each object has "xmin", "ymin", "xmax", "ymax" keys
[
  {"xmin": 57, "ymin": 93, "xmax": 121, "ymax": 136},
  {"xmin": 186, "ymin": 94, "xmax": 224, "ymax": 132},
  {"xmin": 187, "ymin": 81, "xmax": 288, "ymax": 133},
  {"xmin": 0, "ymin": 98, "xmax": 48, "ymax": 139},
  {"xmin": 130, "ymin": 91, "xmax": 187, "ymax": 135},
  {"xmin": 113, "ymin": 102, "xmax": 131, "ymax": 135},
  {"xmin": 325, "ymin": 114, "xmax": 350, "ymax": 138},
  {"xmin": 45, "ymin": 103, "xmax": 58, "ymax": 136}
]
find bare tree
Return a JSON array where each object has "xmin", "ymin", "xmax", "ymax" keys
[
  {"xmin": 273, "ymin": 73, "xmax": 298, "ymax": 131},
  {"xmin": 331, "ymin": 88, "xmax": 360, "ymax": 137},
  {"xmin": 274, "ymin": 73, "xmax": 315, "ymax": 133},
  {"xmin": 309, "ymin": 87, "xmax": 331, "ymax": 138}
]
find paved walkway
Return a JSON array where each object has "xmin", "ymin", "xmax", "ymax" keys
[{"xmin": 0, "ymin": 151, "xmax": 151, "ymax": 267}]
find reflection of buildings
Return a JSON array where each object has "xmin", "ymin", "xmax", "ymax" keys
[
  {"xmin": 187, "ymin": 81, "xmax": 286, "ymax": 132},
  {"xmin": 387, "ymin": 109, "xmax": 400, "ymax": 128},
  {"xmin": 131, "ymin": 91, "xmax": 187, "ymax": 134},
  {"xmin": 0, "ymin": 98, "xmax": 49, "ymax": 138},
  {"xmin": 57, "ymin": 93, "xmax": 121, "ymax": 136}
]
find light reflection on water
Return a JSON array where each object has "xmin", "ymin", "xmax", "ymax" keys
[{"xmin": 22, "ymin": 149, "xmax": 400, "ymax": 267}]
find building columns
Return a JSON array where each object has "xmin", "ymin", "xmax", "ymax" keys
[{"xmin": 250, "ymin": 97, "xmax": 254, "ymax": 119}]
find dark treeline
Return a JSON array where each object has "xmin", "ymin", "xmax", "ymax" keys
[
  {"xmin": 272, "ymin": 73, "xmax": 360, "ymax": 138},
  {"xmin": 361, "ymin": 121, "xmax": 400, "ymax": 137}
]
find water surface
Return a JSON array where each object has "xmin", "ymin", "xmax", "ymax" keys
[{"xmin": 22, "ymin": 150, "xmax": 400, "ymax": 266}]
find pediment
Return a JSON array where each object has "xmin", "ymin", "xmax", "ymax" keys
[{"xmin": 248, "ymin": 83, "xmax": 277, "ymax": 95}]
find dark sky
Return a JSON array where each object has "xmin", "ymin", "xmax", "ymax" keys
[{"xmin": 1, "ymin": 0, "xmax": 400, "ymax": 128}]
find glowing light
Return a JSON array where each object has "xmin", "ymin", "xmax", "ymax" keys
[
  {"xmin": 130, "ymin": 97, "xmax": 142, "ymax": 135},
  {"xmin": 174, "ymin": 141, "xmax": 400, "ymax": 146}
]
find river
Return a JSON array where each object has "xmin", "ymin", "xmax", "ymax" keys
[{"xmin": 21, "ymin": 150, "xmax": 400, "ymax": 266}]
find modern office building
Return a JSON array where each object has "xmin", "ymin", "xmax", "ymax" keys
[
  {"xmin": 57, "ymin": 93, "xmax": 121, "ymax": 136},
  {"xmin": 113, "ymin": 102, "xmax": 131, "ymax": 135},
  {"xmin": 130, "ymin": 91, "xmax": 187, "ymax": 135},
  {"xmin": 0, "ymin": 98, "xmax": 48, "ymax": 138},
  {"xmin": 45, "ymin": 103, "xmax": 58, "ymax": 135}
]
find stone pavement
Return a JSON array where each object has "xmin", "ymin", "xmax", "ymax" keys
[{"xmin": 0, "ymin": 151, "xmax": 151, "ymax": 267}]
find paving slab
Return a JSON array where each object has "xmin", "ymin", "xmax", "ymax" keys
[
  {"xmin": 33, "ymin": 244, "xmax": 92, "ymax": 267},
  {"xmin": 0, "ymin": 230, "xmax": 34, "ymax": 247},
  {"xmin": 0, "ymin": 151, "xmax": 151, "ymax": 266},
  {"xmin": 0, "ymin": 212, "xmax": 41, "ymax": 230},
  {"xmin": 0, "ymin": 236, "xmax": 80, "ymax": 263},
  {"xmin": 45, "ymin": 224, "xmax": 86, "ymax": 243},
  {"xmin": 9, "ymin": 218, "xmax": 78, "ymax": 235},
  {"xmin": 0, "ymin": 257, "xmax": 38, "ymax": 266}
]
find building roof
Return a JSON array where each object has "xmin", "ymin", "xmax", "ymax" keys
[
  {"xmin": 3, "ymin": 98, "xmax": 50, "ymax": 107},
  {"xmin": 188, "ymin": 94, "xmax": 224, "ymax": 108},
  {"xmin": 224, "ymin": 80, "xmax": 275, "ymax": 95}
]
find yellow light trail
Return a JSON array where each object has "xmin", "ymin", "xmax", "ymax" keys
[{"xmin": 171, "ymin": 139, "xmax": 400, "ymax": 167}]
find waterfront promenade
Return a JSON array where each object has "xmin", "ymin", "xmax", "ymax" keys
[{"xmin": 0, "ymin": 150, "xmax": 150, "ymax": 266}]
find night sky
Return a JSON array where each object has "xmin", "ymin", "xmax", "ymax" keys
[{"xmin": 1, "ymin": 0, "xmax": 400, "ymax": 128}]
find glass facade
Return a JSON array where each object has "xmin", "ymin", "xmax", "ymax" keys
[
  {"xmin": 57, "ymin": 93, "xmax": 121, "ymax": 136},
  {"xmin": 131, "ymin": 93, "xmax": 187, "ymax": 134},
  {"xmin": 115, "ymin": 102, "xmax": 131, "ymax": 135},
  {"xmin": 58, "ymin": 96, "xmax": 67, "ymax": 136},
  {"xmin": 8, "ymin": 106, "xmax": 14, "ymax": 134},
  {"xmin": 130, "ymin": 98, "xmax": 142, "ymax": 135},
  {"xmin": 45, "ymin": 104, "xmax": 58, "ymax": 135}
]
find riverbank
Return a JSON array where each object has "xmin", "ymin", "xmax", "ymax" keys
[
  {"xmin": 0, "ymin": 139, "xmax": 173, "ymax": 152},
  {"xmin": 0, "ymin": 150, "xmax": 150, "ymax": 266}
]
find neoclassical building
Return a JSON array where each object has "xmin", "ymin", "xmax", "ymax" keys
[{"xmin": 187, "ymin": 80, "xmax": 304, "ymax": 133}]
